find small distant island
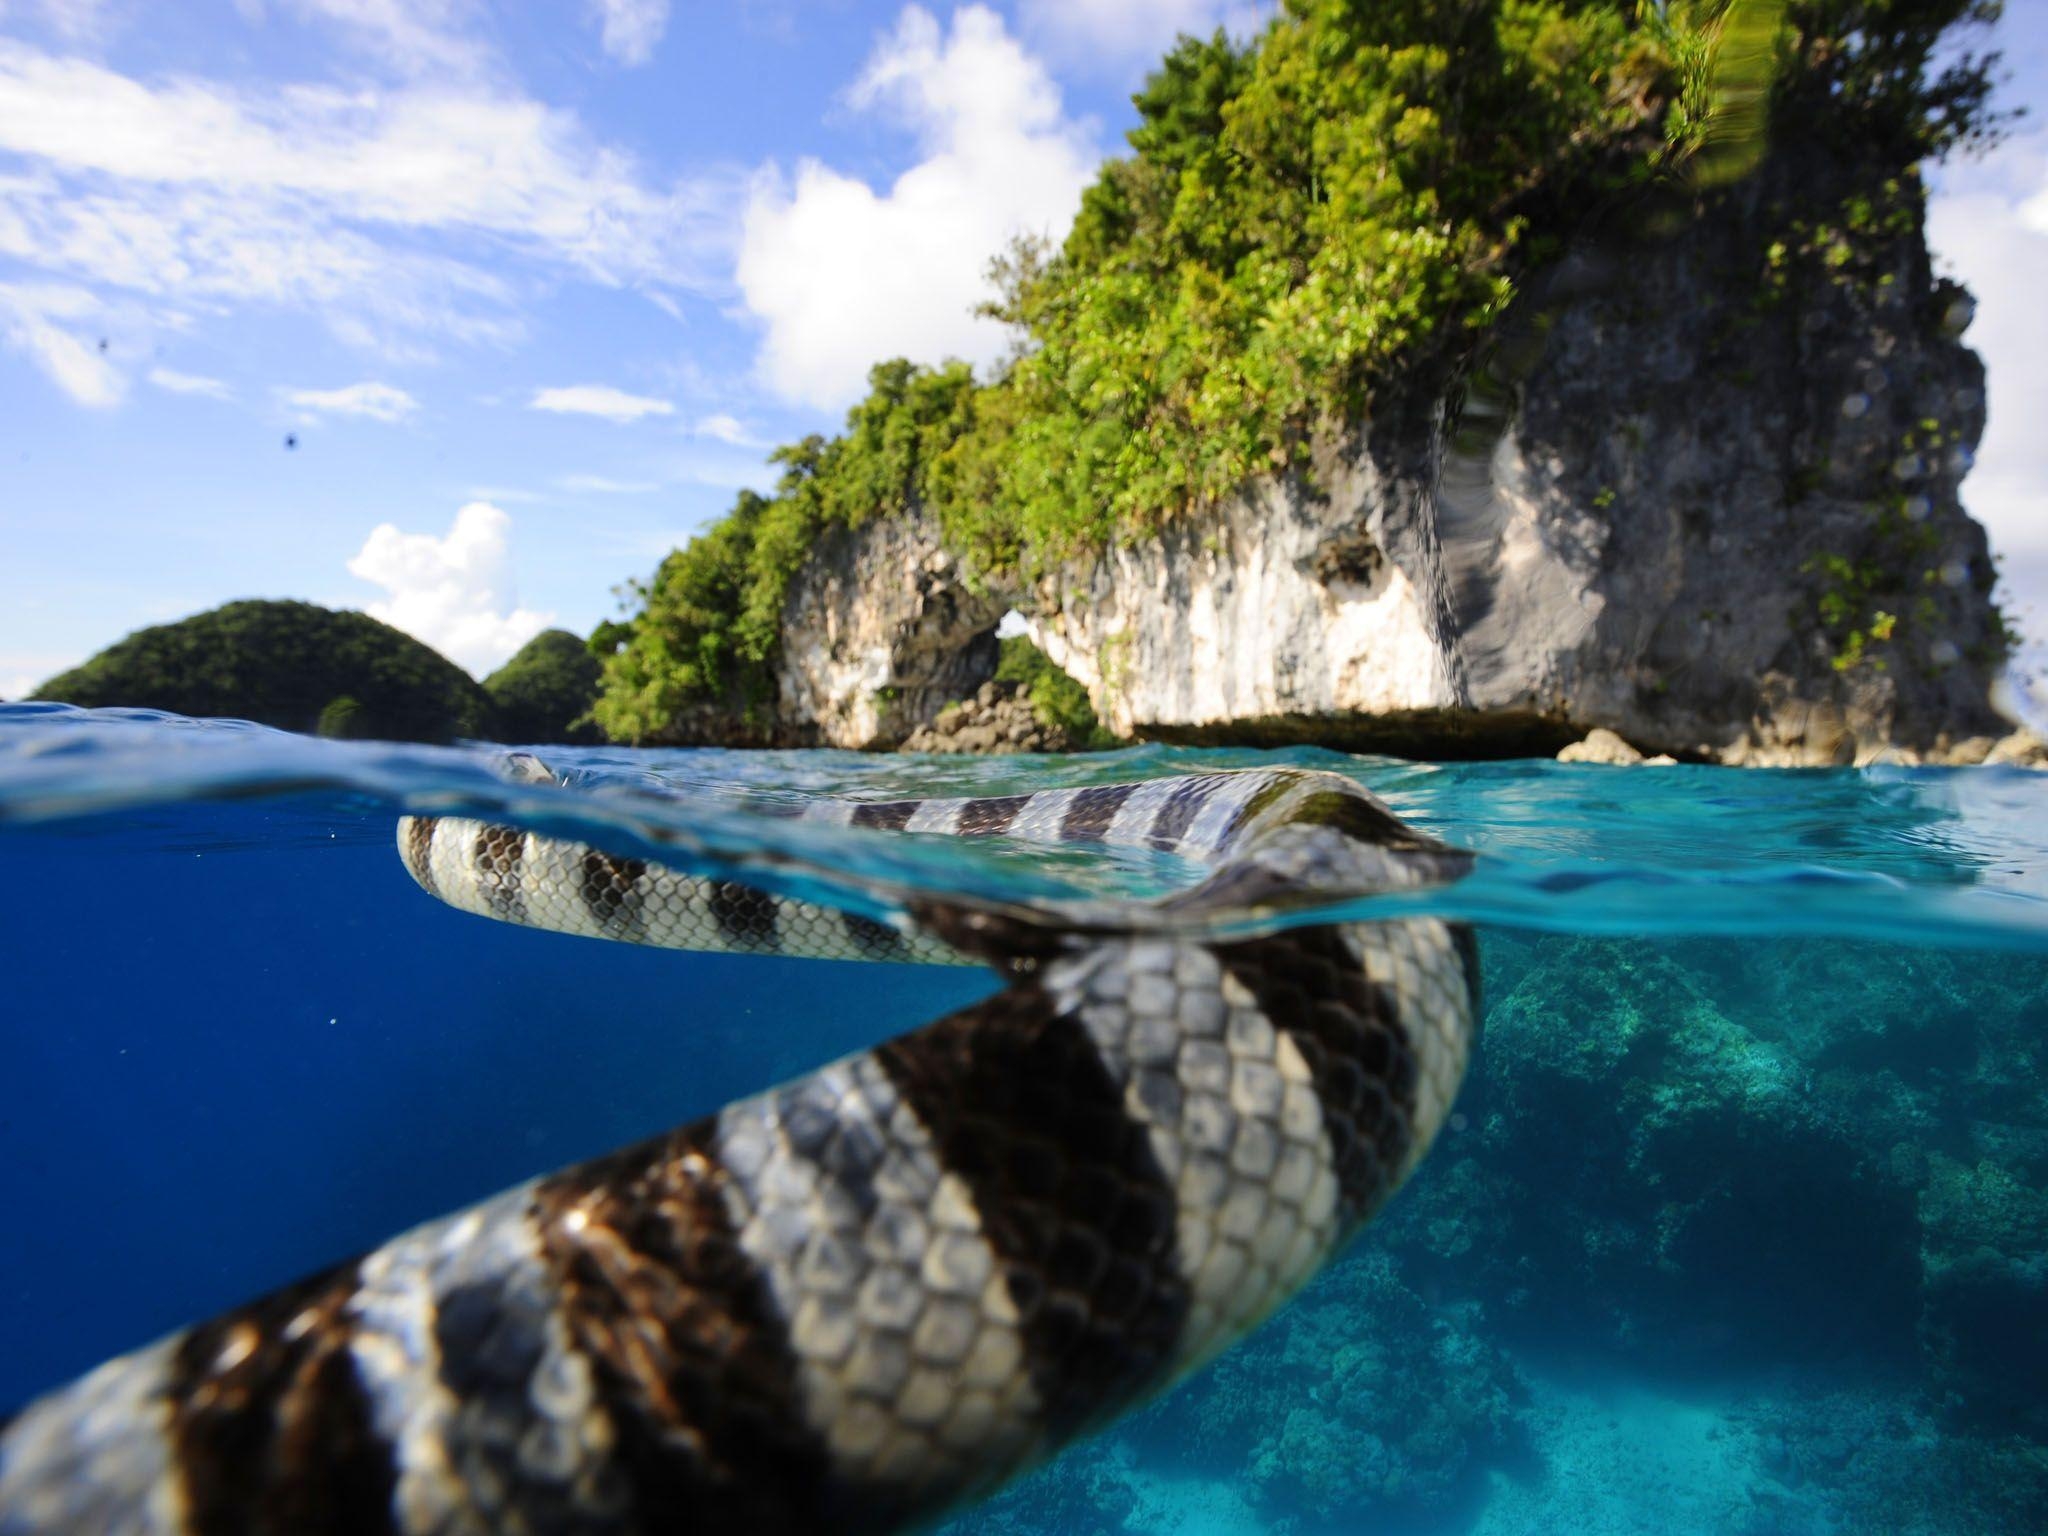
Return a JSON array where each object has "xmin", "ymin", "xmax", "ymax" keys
[
  {"xmin": 481, "ymin": 628, "xmax": 605, "ymax": 746},
  {"xmin": 26, "ymin": 602, "xmax": 602, "ymax": 746}
]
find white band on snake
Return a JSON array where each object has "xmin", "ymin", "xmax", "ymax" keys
[{"xmin": 0, "ymin": 766, "xmax": 1478, "ymax": 1536}]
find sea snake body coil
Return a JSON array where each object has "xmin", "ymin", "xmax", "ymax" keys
[{"xmin": 0, "ymin": 767, "xmax": 1479, "ymax": 1535}]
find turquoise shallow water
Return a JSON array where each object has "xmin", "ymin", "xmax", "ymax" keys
[{"xmin": 2, "ymin": 702, "xmax": 2045, "ymax": 1534}]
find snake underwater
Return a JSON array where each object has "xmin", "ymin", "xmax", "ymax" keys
[{"xmin": 0, "ymin": 764, "xmax": 1480, "ymax": 1535}]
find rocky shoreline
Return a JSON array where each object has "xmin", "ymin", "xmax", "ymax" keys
[
  {"xmin": 1554, "ymin": 724, "xmax": 2046, "ymax": 768},
  {"xmin": 898, "ymin": 677, "xmax": 1086, "ymax": 755}
]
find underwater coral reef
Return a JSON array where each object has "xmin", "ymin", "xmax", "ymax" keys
[{"xmin": 946, "ymin": 936, "xmax": 2048, "ymax": 1536}]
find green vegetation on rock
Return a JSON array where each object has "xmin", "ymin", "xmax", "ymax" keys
[
  {"xmin": 591, "ymin": 363, "xmax": 987, "ymax": 742},
  {"xmin": 993, "ymin": 636, "xmax": 1114, "ymax": 748},
  {"xmin": 316, "ymin": 694, "xmax": 368, "ymax": 739},
  {"xmin": 599, "ymin": 0, "xmax": 2008, "ymax": 742},
  {"xmin": 31, "ymin": 599, "xmax": 497, "ymax": 744},
  {"xmin": 484, "ymin": 628, "xmax": 605, "ymax": 745}
]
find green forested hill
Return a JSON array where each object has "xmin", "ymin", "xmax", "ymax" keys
[
  {"xmin": 591, "ymin": 0, "xmax": 2007, "ymax": 744},
  {"xmin": 483, "ymin": 628, "xmax": 605, "ymax": 744},
  {"xmin": 30, "ymin": 600, "xmax": 498, "ymax": 743}
]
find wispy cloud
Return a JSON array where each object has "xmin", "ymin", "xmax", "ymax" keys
[
  {"xmin": 0, "ymin": 44, "xmax": 730, "ymax": 273},
  {"xmin": 530, "ymin": 383, "xmax": 674, "ymax": 422},
  {"xmin": 586, "ymin": 0, "xmax": 670, "ymax": 67},
  {"xmin": 3, "ymin": 0, "xmax": 117, "ymax": 43},
  {"xmin": 691, "ymin": 410, "xmax": 767, "ymax": 446},
  {"xmin": 345, "ymin": 500, "xmax": 553, "ymax": 674},
  {"xmin": 0, "ymin": 281, "xmax": 124, "ymax": 405},
  {"xmin": 282, "ymin": 379, "xmax": 417, "ymax": 422},
  {"xmin": 147, "ymin": 365, "xmax": 232, "ymax": 399},
  {"xmin": 557, "ymin": 472, "xmax": 659, "ymax": 494},
  {"xmin": 0, "ymin": 32, "xmax": 743, "ymax": 394},
  {"xmin": 261, "ymin": 0, "xmax": 494, "ymax": 80}
]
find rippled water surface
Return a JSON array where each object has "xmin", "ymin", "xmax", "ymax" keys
[{"xmin": 3, "ymin": 704, "xmax": 2045, "ymax": 1535}]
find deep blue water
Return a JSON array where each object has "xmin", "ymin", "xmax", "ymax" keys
[{"xmin": 2, "ymin": 703, "xmax": 2045, "ymax": 1535}]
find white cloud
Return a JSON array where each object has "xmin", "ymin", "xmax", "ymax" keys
[
  {"xmin": 587, "ymin": 0, "xmax": 670, "ymax": 67},
  {"xmin": 692, "ymin": 411, "xmax": 763, "ymax": 446},
  {"xmin": 735, "ymin": 4, "xmax": 1099, "ymax": 410},
  {"xmin": 147, "ymin": 365, "xmax": 232, "ymax": 399},
  {"xmin": 0, "ymin": 281, "xmax": 123, "ymax": 405},
  {"xmin": 283, "ymin": 380, "xmax": 417, "ymax": 422},
  {"xmin": 1016, "ymin": 0, "xmax": 1269, "ymax": 69},
  {"xmin": 530, "ymin": 383, "xmax": 674, "ymax": 422},
  {"xmin": 0, "ymin": 170, "xmax": 529, "ymax": 364},
  {"xmin": 557, "ymin": 473, "xmax": 658, "ymax": 494},
  {"xmin": 346, "ymin": 501, "xmax": 553, "ymax": 674},
  {"xmin": 263, "ymin": 1, "xmax": 491, "ymax": 80},
  {"xmin": 1928, "ymin": 126, "xmax": 2048, "ymax": 657},
  {"xmin": 0, "ymin": 46, "xmax": 724, "ymax": 273},
  {"xmin": 0, "ymin": 0, "xmax": 116, "ymax": 42},
  {"xmin": 0, "ymin": 38, "xmax": 741, "ymax": 378}
]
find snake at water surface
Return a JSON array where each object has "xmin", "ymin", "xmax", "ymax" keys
[{"xmin": 0, "ymin": 766, "xmax": 1480, "ymax": 1535}]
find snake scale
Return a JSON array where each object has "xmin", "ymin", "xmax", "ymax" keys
[{"xmin": 0, "ymin": 766, "xmax": 1479, "ymax": 1535}]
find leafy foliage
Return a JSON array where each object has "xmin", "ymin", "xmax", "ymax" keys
[
  {"xmin": 484, "ymin": 629, "xmax": 605, "ymax": 744},
  {"xmin": 317, "ymin": 694, "xmax": 367, "ymax": 739},
  {"xmin": 1769, "ymin": 0, "xmax": 2010, "ymax": 160},
  {"xmin": 988, "ymin": 5, "xmax": 1660, "ymax": 547},
  {"xmin": 32, "ymin": 600, "xmax": 498, "ymax": 743},
  {"xmin": 598, "ymin": 0, "xmax": 2008, "ymax": 741},
  {"xmin": 591, "ymin": 362, "xmax": 988, "ymax": 743},
  {"xmin": 993, "ymin": 636, "xmax": 1114, "ymax": 747}
]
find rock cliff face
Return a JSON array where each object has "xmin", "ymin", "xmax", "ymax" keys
[
  {"xmin": 769, "ymin": 154, "xmax": 2010, "ymax": 763},
  {"xmin": 776, "ymin": 511, "xmax": 1005, "ymax": 749}
]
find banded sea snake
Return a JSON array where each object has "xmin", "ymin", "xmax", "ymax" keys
[{"xmin": 0, "ymin": 765, "xmax": 1479, "ymax": 1535}]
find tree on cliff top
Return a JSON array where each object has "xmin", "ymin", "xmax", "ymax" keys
[
  {"xmin": 483, "ymin": 628, "xmax": 605, "ymax": 744},
  {"xmin": 592, "ymin": 364, "xmax": 986, "ymax": 741},
  {"xmin": 594, "ymin": 0, "xmax": 2009, "ymax": 744},
  {"xmin": 32, "ymin": 599, "xmax": 498, "ymax": 743}
]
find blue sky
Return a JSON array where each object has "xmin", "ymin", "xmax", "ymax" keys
[{"xmin": 0, "ymin": 0, "xmax": 2042, "ymax": 709}]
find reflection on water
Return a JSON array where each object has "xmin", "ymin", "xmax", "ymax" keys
[{"xmin": 7, "ymin": 704, "xmax": 2048, "ymax": 945}]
